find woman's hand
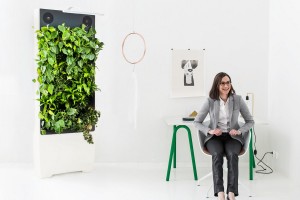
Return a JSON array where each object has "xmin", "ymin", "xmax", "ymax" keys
[
  {"xmin": 229, "ymin": 129, "xmax": 241, "ymax": 136},
  {"xmin": 208, "ymin": 128, "xmax": 222, "ymax": 136}
]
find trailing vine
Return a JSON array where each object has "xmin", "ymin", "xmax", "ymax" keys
[{"xmin": 33, "ymin": 23, "xmax": 104, "ymax": 144}]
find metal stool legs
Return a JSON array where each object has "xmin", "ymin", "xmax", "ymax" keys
[{"xmin": 166, "ymin": 125, "xmax": 198, "ymax": 181}]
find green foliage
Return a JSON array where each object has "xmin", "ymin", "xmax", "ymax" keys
[{"xmin": 34, "ymin": 23, "xmax": 104, "ymax": 144}]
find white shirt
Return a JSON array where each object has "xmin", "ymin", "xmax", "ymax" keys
[{"xmin": 217, "ymin": 97, "xmax": 230, "ymax": 132}]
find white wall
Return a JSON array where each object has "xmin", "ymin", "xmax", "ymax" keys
[
  {"xmin": 0, "ymin": 0, "xmax": 269, "ymax": 164},
  {"xmin": 269, "ymin": 0, "xmax": 300, "ymax": 185},
  {"xmin": 0, "ymin": 1, "xmax": 35, "ymax": 162},
  {"xmin": 96, "ymin": 0, "xmax": 270, "ymax": 163}
]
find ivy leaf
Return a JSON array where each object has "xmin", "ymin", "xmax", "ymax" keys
[
  {"xmin": 41, "ymin": 50, "xmax": 47, "ymax": 58},
  {"xmin": 87, "ymin": 54, "xmax": 95, "ymax": 60},
  {"xmin": 46, "ymin": 70, "xmax": 54, "ymax": 82},
  {"xmin": 58, "ymin": 42, "xmax": 63, "ymax": 49},
  {"xmin": 41, "ymin": 130, "xmax": 46, "ymax": 135},
  {"xmin": 67, "ymin": 120, "xmax": 72, "ymax": 127},
  {"xmin": 74, "ymin": 40, "xmax": 80, "ymax": 46},
  {"xmin": 45, "ymin": 32, "xmax": 51, "ymax": 39},
  {"xmin": 45, "ymin": 121, "xmax": 51, "ymax": 129},
  {"xmin": 89, "ymin": 41, "xmax": 96, "ymax": 48},
  {"xmin": 62, "ymin": 48, "xmax": 68, "ymax": 55},
  {"xmin": 82, "ymin": 36, "xmax": 89, "ymax": 41},
  {"xmin": 67, "ymin": 108, "xmax": 77, "ymax": 116},
  {"xmin": 48, "ymin": 110, "xmax": 54, "ymax": 115},
  {"xmin": 40, "ymin": 88, "xmax": 48, "ymax": 96},
  {"xmin": 82, "ymin": 83, "xmax": 90, "ymax": 94},
  {"xmin": 50, "ymin": 46, "xmax": 58, "ymax": 54},
  {"xmin": 48, "ymin": 84, "xmax": 54, "ymax": 95},
  {"xmin": 38, "ymin": 112, "xmax": 44, "ymax": 119},
  {"xmin": 78, "ymin": 60, "xmax": 83, "ymax": 68},
  {"xmin": 48, "ymin": 42, "xmax": 55, "ymax": 47},
  {"xmin": 41, "ymin": 26, "xmax": 48, "ymax": 32},
  {"xmin": 66, "ymin": 66, "xmax": 72, "ymax": 74},
  {"xmin": 66, "ymin": 57, "xmax": 74, "ymax": 66},
  {"xmin": 54, "ymin": 120, "xmax": 65, "ymax": 133},
  {"xmin": 62, "ymin": 31, "xmax": 70, "ymax": 40},
  {"xmin": 41, "ymin": 65, "xmax": 46, "ymax": 74},
  {"xmin": 58, "ymin": 24, "xmax": 65, "ymax": 32},
  {"xmin": 67, "ymin": 49, "xmax": 73, "ymax": 56},
  {"xmin": 38, "ymin": 76, "xmax": 42, "ymax": 84},
  {"xmin": 49, "ymin": 27, "xmax": 56, "ymax": 32},
  {"xmin": 70, "ymin": 36, "xmax": 75, "ymax": 41},
  {"xmin": 51, "ymin": 31, "xmax": 58, "ymax": 38},
  {"xmin": 48, "ymin": 57, "xmax": 54, "ymax": 65},
  {"xmin": 85, "ymin": 48, "xmax": 91, "ymax": 54},
  {"xmin": 77, "ymin": 85, "xmax": 82, "ymax": 92},
  {"xmin": 82, "ymin": 83, "xmax": 88, "ymax": 92}
]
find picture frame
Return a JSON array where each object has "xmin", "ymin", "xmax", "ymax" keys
[{"xmin": 171, "ymin": 49, "xmax": 205, "ymax": 97}]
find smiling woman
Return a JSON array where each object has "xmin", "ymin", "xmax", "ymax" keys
[{"xmin": 194, "ymin": 72, "xmax": 254, "ymax": 200}]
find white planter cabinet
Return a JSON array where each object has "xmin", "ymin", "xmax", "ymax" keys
[
  {"xmin": 33, "ymin": 9, "xmax": 96, "ymax": 178},
  {"xmin": 34, "ymin": 132, "xmax": 95, "ymax": 178}
]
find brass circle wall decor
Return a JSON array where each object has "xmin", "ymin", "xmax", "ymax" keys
[{"xmin": 122, "ymin": 32, "xmax": 146, "ymax": 64}]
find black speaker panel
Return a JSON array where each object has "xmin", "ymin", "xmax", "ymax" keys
[{"xmin": 40, "ymin": 8, "xmax": 95, "ymax": 29}]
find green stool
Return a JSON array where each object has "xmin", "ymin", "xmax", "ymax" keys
[
  {"xmin": 166, "ymin": 125, "xmax": 198, "ymax": 181},
  {"xmin": 249, "ymin": 128, "xmax": 256, "ymax": 180}
]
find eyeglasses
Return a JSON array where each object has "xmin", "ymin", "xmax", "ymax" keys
[{"xmin": 220, "ymin": 81, "xmax": 231, "ymax": 86}]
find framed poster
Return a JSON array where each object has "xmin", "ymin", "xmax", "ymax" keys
[{"xmin": 171, "ymin": 49, "xmax": 205, "ymax": 97}]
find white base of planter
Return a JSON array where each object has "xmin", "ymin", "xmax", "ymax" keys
[{"xmin": 34, "ymin": 132, "xmax": 95, "ymax": 178}]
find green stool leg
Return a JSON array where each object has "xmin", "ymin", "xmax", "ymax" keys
[
  {"xmin": 249, "ymin": 128, "xmax": 254, "ymax": 180},
  {"xmin": 176, "ymin": 125, "xmax": 198, "ymax": 181},
  {"xmin": 166, "ymin": 130, "xmax": 176, "ymax": 181},
  {"xmin": 251, "ymin": 128, "xmax": 256, "ymax": 168},
  {"xmin": 173, "ymin": 125, "xmax": 177, "ymax": 168},
  {"xmin": 184, "ymin": 126, "xmax": 198, "ymax": 180}
]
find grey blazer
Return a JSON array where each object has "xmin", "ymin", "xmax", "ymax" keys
[{"xmin": 194, "ymin": 95, "xmax": 254, "ymax": 145}]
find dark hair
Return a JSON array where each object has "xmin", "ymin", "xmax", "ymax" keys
[{"xmin": 209, "ymin": 72, "xmax": 235, "ymax": 100}]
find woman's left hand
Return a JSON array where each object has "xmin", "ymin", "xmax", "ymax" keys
[{"xmin": 229, "ymin": 129, "xmax": 241, "ymax": 136}]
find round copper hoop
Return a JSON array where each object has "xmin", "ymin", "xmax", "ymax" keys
[{"xmin": 122, "ymin": 32, "xmax": 146, "ymax": 64}]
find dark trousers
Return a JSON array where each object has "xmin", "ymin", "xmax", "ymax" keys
[{"xmin": 205, "ymin": 132, "xmax": 242, "ymax": 197}]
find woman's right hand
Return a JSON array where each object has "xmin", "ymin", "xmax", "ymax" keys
[{"xmin": 208, "ymin": 129, "xmax": 222, "ymax": 136}]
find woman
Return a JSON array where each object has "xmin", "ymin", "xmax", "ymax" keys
[{"xmin": 194, "ymin": 72, "xmax": 254, "ymax": 200}]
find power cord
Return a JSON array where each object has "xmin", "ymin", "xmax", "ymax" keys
[{"xmin": 252, "ymin": 126, "xmax": 274, "ymax": 174}]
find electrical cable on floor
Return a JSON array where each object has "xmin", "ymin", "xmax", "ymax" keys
[{"xmin": 252, "ymin": 127, "xmax": 274, "ymax": 174}]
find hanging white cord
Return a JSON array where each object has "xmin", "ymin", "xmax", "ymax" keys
[
  {"xmin": 132, "ymin": 0, "xmax": 136, "ymax": 129},
  {"xmin": 132, "ymin": 0, "xmax": 135, "ymax": 32},
  {"xmin": 132, "ymin": 65, "xmax": 138, "ymax": 129},
  {"xmin": 121, "ymin": 0, "xmax": 146, "ymax": 129},
  {"xmin": 127, "ymin": 65, "xmax": 138, "ymax": 129}
]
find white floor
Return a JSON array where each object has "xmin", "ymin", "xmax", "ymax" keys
[{"xmin": 0, "ymin": 163, "xmax": 296, "ymax": 200}]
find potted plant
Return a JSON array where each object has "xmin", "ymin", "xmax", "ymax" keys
[{"xmin": 33, "ymin": 21, "xmax": 104, "ymax": 177}]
